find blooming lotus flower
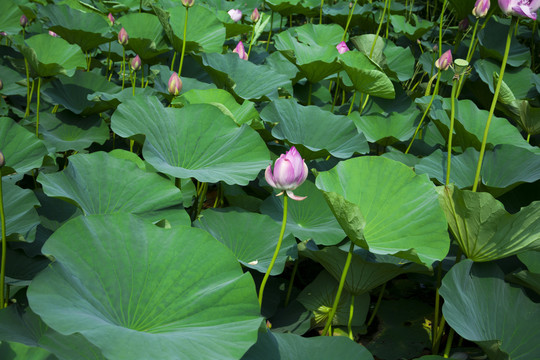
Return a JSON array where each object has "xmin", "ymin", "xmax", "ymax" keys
[
  {"xmin": 131, "ymin": 55, "xmax": 141, "ymax": 71},
  {"xmin": 168, "ymin": 72, "xmax": 182, "ymax": 95},
  {"xmin": 498, "ymin": 0, "xmax": 540, "ymax": 19},
  {"xmin": 265, "ymin": 146, "xmax": 308, "ymax": 201},
  {"xmin": 435, "ymin": 50, "xmax": 453, "ymax": 71},
  {"xmin": 48, "ymin": 30, "xmax": 59, "ymax": 37},
  {"xmin": 336, "ymin": 41, "xmax": 350, "ymax": 54},
  {"xmin": 251, "ymin": 8, "xmax": 260, "ymax": 22},
  {"xmin": 20, "ymin": 15, "xmax": 28, "ymax": 27},
  {"xmin": 108, "ymin": 13, "xmax": 115, "ymax": 25},
  {"xmin": 473, "ymin": 0, "xmax": 490, "ymax": 17},
  {"xmin": 118, "ymin": 27, "xmax": 129, "ymax": 46},
  {"xmin": 228, "ymin": 9, "xmax": 242, "ymax": 22},
  {"xmin": 233, "ymin": 41, "xmax": 248, "ymax": 60}
]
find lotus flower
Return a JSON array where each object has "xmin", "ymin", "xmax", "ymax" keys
[
  {"xmin": 228, "ymin": 9, "xmax": 243, "ymax": 22},
  {"xmin": 20, "ymin": 15, "xmax": 28, "ymax": 27},
  {"xmin": 168, "ymin": 72, "xmax": 182, "ymax": 96},
  {"xmin": 251, "ymin": 8, "xmax": 260, "ymax": 22},
  {"xmin": 498, "ymin": 0, "xmax": 540, "ymax": 19},
  {"xmin": 118, "ymin": 27, "xmax": 129, "ymax": 46},
  {"xmin": 233, "ymin": 41, "xmax": 248, "ymax": 60},
  {"xmin": 48, "ymin": 30, "xmax": 59, "ymax": 37},
  {"xmin": 265, "ymin": 146, "xmax": 308, "ymax": 201},
  {"xmin": 336, "ymin": 41, "xmax": 350, "ymax": 54},
  {"xmin": 182, "ymin": 0, "xmax": 195, "ymax": 7},
  {"xmin": 473, "ymin": 0, "xmax": 491, "ymax": 17},
  {"xmin": 435, "ymin": 50, "xmax": 453, "ymax": 71},
  {"xmin": 131, "ymin": 55, "xmax": 141, "ymax": 71},
  {"xmin": 108, "ymin": 13, "xmax": 115, "ymax": 25}
]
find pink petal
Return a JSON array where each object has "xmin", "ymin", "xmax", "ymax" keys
[
  {"xmin": 265, "ymin": 165, "xmax": 277, "ymax": 188},
  {"xmin": 286, "ymin": 190, "xmax": 307, "ymax": 201},
  {"xmin": 274, "ymin": 158, "xmax": 295, "ymax": 189}
]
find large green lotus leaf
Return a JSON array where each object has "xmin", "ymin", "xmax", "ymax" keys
[
  {"xmin": 475, "ymin": 59, "xmax": 535, "ymax": 100},
  {"xmin": 117, "ymin": 13, "xmax": 169, "ymax": 59},
  {"xmin": 478, "ymin": 19, "xmax": 530, "ymax": 67},
  {"xmin": 389, "ymin": 14, "xmax": 433, "ymax": 40},
  {"xmin": 440, "ymin": 259, "xmax": 540, "ymax": 359},
  {"xmin": 154, "ymin": 4, "xmax": 225, "ymax": 54},
  {"xmin": 260, "ymin": 98, "xmax": 369, "ymax": 158},
  {"xmin": 0, "ymin": 0, "xmax": 24, "ymax": 35},
  {"xmin": 339, "ymin": 51, "xmax": 395, "ymax": 99},
  {"xmin": 0, "ymin": 65, "xmax": 26, "ymax": 97},
  {"xmin": 383, "ymin": 40, "xmax": 415, "ymax": 82},
  {"xmin": 260, "ymin": 181, "xmax": 346, "ymax": 246},
  {"xmin": 316, "ymin": 157, "xmax": 450, "ymax": 265},
  {"xmin": 0, "ymin": 117, "xmax": 47, "ymax": 175},
  {"xmin": 349, "ymin": 108, "xmax": 417, "ymax": 145},
  {"xmin": 518, "ymin": 250, "xmax": 540, "ymax": 273},
  {"xmin": 38, "ymin": 4, "xmax": 112, "ymax": 52},
  {"xmin": 177, "ymin": 88, "xmax": 262, "ymax": 128},
  {"xmin": 200, "ymin": 53, "xmax": 291, "ymax": 100},
  {"xmin": 0, "ymin": 342, "xmax": 57, "ymax": 360},
  {"xmin": 350, "ymin": 35, "xmax": 385, "ymax": 67},
  {"xmin": 0, "ymin": 304, "xmax": 106, "ymax": 360},
  {"xmin": 266, "ymin": 0, "xmax": 320, "ymax": 16},
  {"xmin": 3, "ymin": 180, "xmax": 40, "ymax": 240},
  {"xmin": 296, "ymin": 270, "xmax": 370, "ymax": 328},
  {"xmin": 18, "ymin": 34, "xmax": 86, "ymax": 77},
  {"xmin": 242, "ymin": 328, "xmax": 374, "ymax": 359},
  {"xmin": 27, "ymin": 213, "xmax": 262, "ymax": 360},
  {"xmin": 38, "ymin": 111, "xmax": 109, "ymax": 153},
  {"xmin": 42, "ymin": 70, "xmax": 121, "ymax": 115},
  {"xmin": 516, "ymin": 101, "xmax": 540, "ymax": 135},
  {"xmin": 37, "ymin": 152, "xmax": 185, "ymax": 220},
  {"xmin": 111, "ymin": 96, "xmax": 270, "ymax": 185},
  {"xmin": 195, "ymin": 210, "xmax": 297, "ymax": 275},
  {"xmin": 437, "ymin": 185, "xmax": 540, "ymax": 262},
  {"xmin": 508, "ymin": 270, "xmax": 540, "ymax": 295},
  {"xmin": 299, "ymin": 242, "xmax": 425, "ymax": 295}
]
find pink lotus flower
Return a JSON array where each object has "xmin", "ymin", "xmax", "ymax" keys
[
  {"xmin": 118, "ymin": 27, "xmax": 129, "ymax": 46},
  {"xmin": 182, "ymin": 0, "xmax": 195, "ymax": 7},
  {"xmin": 251, "ymin": 8, "xmax": 260, "ymax": 22},
  {"xmin": 228, "ymin": 9, "xmax": 243, "ymax": 22},
  {"xmin": 20, "ymin": 15, "xmax": 28, "ymax": 28},
  {"xmin": 498, "ymin": 0, "xmax": 540, "ymax": 19},
  {"xmin": 265, "ymin": 146, "xmax": 308, "ymax": 201},
  {"xmin": 48, "ymin": 30, "xmax": 59, "ymax": 37},
  {"xmin": 233, "ymin": 41, "xmax": 248, "ymax": 60},
  {"xmin": 168, "ymin": 72, "xmax": 182, "ymax": 96},
  {"xmin": 473, "ymin": 0, "xmax": 490, "ymax": 17},
  {"xmin": 131, "ymin": 55, "xmax": 141, "ymax": 71},
  {"xmin": 336, "ymin": 41, "xmax": 350, "ymax": 54},
  {"xmin": 435, "ymin": 50, "xmax": 453, "ymax": 71},
  {"xmin": 108, "ymin": 13, "xmax": 115, "ymax": 25}
]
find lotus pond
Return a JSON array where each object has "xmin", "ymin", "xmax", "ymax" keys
[{"xmin": 0, "ymin": 0, "xmax": 539, "ymax": 358}]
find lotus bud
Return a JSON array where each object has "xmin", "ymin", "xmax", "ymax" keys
[
  {"xmin": 228, "ymin": 9, "xmax": 243, "ymax": 22},
  {"xmin": 233, "ymin": 41, "xmax": 248, "ymax": 60},
  {"xmin": 432, "ymin": 44, "xmax": 438, "ymax": 53},
  {"xmin": 265, "ymin": 146, "xmax": 308, "ymax": 201},
  {"xmin": 435, "ymin": 49, "xmax": 453, "ymax": 71},
  {"xmin": 251, "ymin": 8, "xmax": 260, "ymax": 22},
  {"xmin": 336, "ymin": 41, "xmax": 350, "ymax": 54},
  {"xmin": 20, "ymin": 15, "xmax": 28, "ymax": 28},
  {"xmin": 0, "ymin": 32, "xmax": 7, "ymax": 36},
  {"xmin": 48, "ymin": 30, "xmax": 59, "ymax": 37},
  {"xmin": 182, "ymin": 0, "xmax": 195, "ymax": 7},
  {"xmin": 458, "ymin": 17, "xmax": 469, "ymax": 31},
  {"xmin": 473, "ymin": 0, "xmax": 490, "ymax": 17},
  {"xmin": 498, "ymin": 0, "xmax": 540, "ymax": 19},
  {"xmin": 168, "ymin": 72, "xmax": 182, "ymax": 96},
  {"xmin": 131, "ymin": 55, "xmax": 141, "ymax": 71},
  {"xmin": 118, "ymin": 27, "xmax": 129, "ymax": 46},
  {"xmin": 349, "ymin": 2, "xmax": 353, "ymax": 8},
  {"xmin": 108, "ymin": 13, "xmax": 115, "ymax": 25},
  {"xmin": 0, "ymin": 150, "xmax": 4, "ymax": 168}
]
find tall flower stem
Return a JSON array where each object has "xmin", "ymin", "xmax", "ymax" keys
[
  {"xmin": 266, "ymin": 11, "xmax": 274, "ymax": 51},
  {"xmin": 370, "ymin": 0, "xmax": 389, "ymax": 58},
  {"xmin": 121, "ymin": 47, "xmax": 126, "ymax": 90},
  {"xmin": 322, "ymin": 241, "xmax": 355, "ymax": 336},
  {"xmin": 331, "ymin": 73, "xmax": 340, "ymax": 112},
  {"xmin": 342, "ymin": 0, "xmax": 358, "ymax": 40},
  {"xmin": 445, "ymin": 76, "xmax": 458, "ymax": 185},
  {"xmin": 366, "ymin": 282, "xmax": 386, "ymax": 326},
  {"xmin": 284, "ymin": 259, "xmax": 299, "ymax": 307},
  {"xmin": 24, "ymin": 59, "xmax": 32, "ymax": 118},
  {"xmin": 247, "ymin": 25, "xmax": 256, "ymax": 58},
  {"xmin": 319, "ymin": 0, "xmax": 324, "ymax": 24},
  {"xmin": 472, "ymin": 18, "xmax": 515, "ymax": 192},
  {"xmin": 438, "ymin": 0, "xmax": 449, "ymax": 58},
  {"xmin": 258, "ymin": 194, "xmax": 288, "ymax": 307},
  {"xmin": 347, "ymin": 295, "xmax": 355, "ymax": 340},
  {"xmin": 456, "ymin": 19, "xmax": 480, "ymax": 97},
  {"xmin": 0, "ymin": 174, "xmax": 6, "ymax": 308},
  {"xmin": 178, "ymin": 7, "xmax": 189, "ymax": 76},
  {"xmin": 35, "ymin": 77, "xmax": 41, "ymax": 137}
]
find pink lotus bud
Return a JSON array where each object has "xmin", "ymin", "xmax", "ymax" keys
[
  {"xmin": 131, "ymin": 55, "xmax": 141, "ymax": 71},
  {"xmin": 265, "ymin": 146, "xmax": 308, "ymax": 201},
  {"xmin": 182, "ymin": 0, "xmax": 195, "ymax": 6},
  {"xmin": 473, "ymin": 0, "xmax": 490, "ymax": 17},
  {"xmin": 458, "ymin": 18, "xmax": 469, "ymax": 31},
  {"xmin": 228, "ymin": 9, "xmax": 243, "ymax": 22},
  {"xmin": 168, "ymin": 72, "xmax": 182, "ymax": 96},
  {"xmin": 108, "ymin": 13, "xmax": 115, "ymax": 25},
  {"xmin": 118, "ymin": 27, "xmax": 129, "ymax": 46},
  {"xmin": 20, "ymin": 15, "xmax": 28, "ymax": 28},
  {"xmin": 233, "ymin": 41, "xmax": 248, "ymax": 60},
  {"xmin": 498, "ymin": 0, "xmax": 540, "ymax": 19},
  {"xmin": 48, "ymin": 30, "xmax": 59, "ymax": 37},
  {"xmin": 336, "ymin": 41, "xmax": 350, "ymax": 54},
  {"xmin": 0, "ymin": 150, "xmax": 4, "ymax": 168},
  {"xmin": 251, "ymin": 8, "xmax": 260, "ymax": 22},
  {"xmin": 0, "ymin": 32, "xmax": 7, "ymax": 36},
  {"xmin": 435, "ymin": 50, "xmax": 453, "ymax": 71}
]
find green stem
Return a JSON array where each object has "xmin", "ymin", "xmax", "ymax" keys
[
  {"xmin": 319, "ymin": 0, "xmax": 324, "ymax": 24},
  {"xmin": 106, "ymin": 41, "xmax": 111, "ymax": 77},
  {"xmin": 438, "ymin": 0, "xmax": 448, "ymax": 58},
  {"xmin": 266, "ymin": 11, "xmax": 274, "ymax": 52},
  {"xmin": 178, "ymin": 7, "xmax": 189, "ymax": 76},
  {"xmin": 121, "ymin": 47, "xmax": 126, "ymax": 90},
  {"xmin": 342, "ymin": 0, "xmax": 358, "ymax": 41},
  {"xmin": 456, "ymin": 19, "xmax": 480, "ymax": 97},
  {"xmin": 0, "ymin": 174, "xmax": 6, "ymax": 308},
  {"xmin": 259, "ymin": 194, "xmax": 288, "ymax": 307},
  {"xmin": 370, "ymin": 0, "xmax": 389, "ymax": 58},
  {"xmin": 170, "ymin": 52, "xmax": 177, "ymax": 71},
  {"xmin": 35, "ymin": 77, "xmax": 41, "ymax": 137},
  {"xmin": 284, "ymin": 259, "xmax": 299, "ymax": 307},
  {"xmin": 132, "ymin": 71, "xmax": 137, "ymax": 96},
  {"xmin": 247, "ymin": 24, "xmax": 256, "ymax": 58},
  {"xmin": 432, "ymin": 262, "xmax": 442, "ymax": 352},
  {"xmin": 472, "ymin": 18, "xmax": 515, "ymax": 192},
  {"xmin": 367, "ymin": 282, "xmax": 385, "ymax": 327},
  {"xmin": 322, "ymin": 241, "xmax": 355, "ymax": 336},
  {"xmin": 24, "ymin": 58, "xmax": 31, "ymax": 118},
  {"xmin": 348, "ymin": 294, "xmax": 355, "ymax": 340},
  {"xmin": 443, "ymin": 328, "xmax": 455, "ymax": 358},
  {"xmin": 445, "ymin": 77, "xmax": 458, "ymax": 185},
  {"xmin": 359, "ymin": 94, "xmax": 370, "ymax": 115},
  {"xmin": 331, "ymin": 73, "xmax": 340, "ymax": 112},
  {"xmin": 196, "ymin": 182, "xmax": 207, "ymax": 218},
  {"xmin": 433, "ymin": 315, "xmax": 446, "ymax": 354},
  {"xmin": 527, "ymin": 133, "xmax": 531, "ymax": 143},
  {"xmin": 347, "ymin": 92, "xmax": 356, "ymax": 115}
]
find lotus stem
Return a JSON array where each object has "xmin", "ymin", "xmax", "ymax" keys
[
  {"xmin": 472, "ymin": 18, "xmax": 515, "ymax": 192},
  {"xmin": 347, "ymin": 92, "xmax": 356, "ymax": 115},
  {"xmin": 331, "ymin": 73, "xmax": 340, "ymax": 112},
  {"xmin": 35, "ymin": 77, "xmax": 41, "ymax": 137},
  {"xmin": 438, "ymin": 0, "xmax": 448, "ymax": 59},
  {"xmin": 432, "ymin": 262, "xmax": 443, "ymax": 352},
  {"xmin": 370, "ymin": 0, "xmax": 389, "ymax": 59},
  {"xmin": 178, "ymin": 7, "xmax": 189, "ymax": 76},
  {"xmin": 0, "ymin": 173, "xmax": 6, "ymax": 308},
  {"xmin": 266, "ymin": 11, "xmax": 274, "ymax": 52},
  {"xmin": 106, "ymin": 42, "xmax": 111, "ymax": 77},
  {"xmin": 342, "ymin": 0, "xmax": 358, "ymax": 41},
  {"xmin": 24, "ymin": 58, "xmax": 31, "ymax": 118},
  {"xmin": 121, "ymin": 47, "xmax": 126, "ymax": 90},
  {"xmin": 259, "ymin": 194, "xmax": 288, "ymax": 307},
  {"xmin": 456, "ymin": 19, "xmax": 480, "ymax": 97},
  {"xmin": 322, "ymin": 241, "xmax": 355, "ymax": 336},
  {"xmin": 445, "ymin": 77, "xmax": 458, "ymax": 185},
  {"xmin": 247, "ymin": 24, "xmax": 256, "ymax": 58},
  {"xmin": 348, "ymin": 295, "xmax": 355, "ymax": 340},
  {"xmin": 319, "ymin": 0, "xmax": 324, "ymax": 24},
  {"xmin": 284, "ymin": 259, "xmax": 299, "ymax": 307}
]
